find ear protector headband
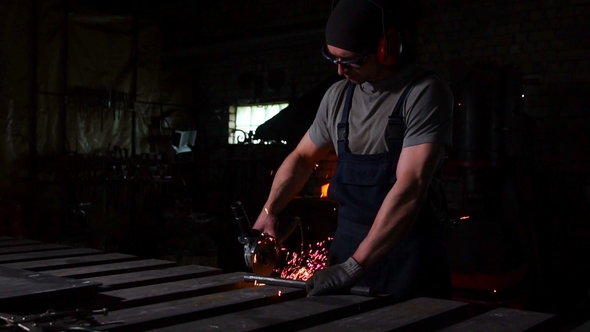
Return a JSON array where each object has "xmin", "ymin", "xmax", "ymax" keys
[{"xmin": 366, "ymin": 0, "xmax": 403, "ymax": 66}]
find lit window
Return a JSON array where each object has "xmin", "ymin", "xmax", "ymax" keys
[{"xmin": 228, "ymin": 102, "xmax": 288, "ymax": 144}]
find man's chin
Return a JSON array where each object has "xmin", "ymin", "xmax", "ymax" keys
[{"xmin": 346, "ymin": 77, "xmax": 361, "ymax": 84}]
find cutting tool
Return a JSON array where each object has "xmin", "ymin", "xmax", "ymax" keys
[{"xmin": 231, "ymin": 201, "xmax": 298, "ymax": 276}]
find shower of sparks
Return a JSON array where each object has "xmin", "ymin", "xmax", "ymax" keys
[{"xmin": 276, "ymin": 237, "xmax": 333, "ymax": 281}]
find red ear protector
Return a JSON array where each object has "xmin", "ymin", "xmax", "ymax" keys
[{"xmin": 377, "ymin": 28, "xmax": 402, "ymax": 66}]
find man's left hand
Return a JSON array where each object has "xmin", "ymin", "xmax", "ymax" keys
[{"xmin": 306, "ymin": 257, "xmax": 365, "ymax": 296}]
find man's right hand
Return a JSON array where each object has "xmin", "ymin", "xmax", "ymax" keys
[{"xmin": 252, "ymin": 209, "xmax": 279, "ymax": 239}]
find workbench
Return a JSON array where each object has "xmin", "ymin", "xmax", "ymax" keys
[{"xmin": 0, "ymin": 236, "xmax": 569, "ymax": 331}]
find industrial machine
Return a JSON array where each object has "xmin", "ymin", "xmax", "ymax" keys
[{"xmin": 443, "ymin": 60, "xmax": 536, "ymax": 305}]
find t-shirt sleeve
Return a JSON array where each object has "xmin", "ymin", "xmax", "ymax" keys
[
  {"xmin": 308, "ymin": 85, "xmax": 340, "ymax": 149},
  {"xmin": 402, "ymin": 75, "xmax": 454, "ymax": 148}
]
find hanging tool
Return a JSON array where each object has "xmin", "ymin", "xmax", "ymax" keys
[{"xmin": 0, "ymin": 308, "xmax": 118, "ymax": 332}]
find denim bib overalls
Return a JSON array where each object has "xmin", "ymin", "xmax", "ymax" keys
[{"xmin": 327, "ymin": 72, "xmax": 451, "ymax": 301}]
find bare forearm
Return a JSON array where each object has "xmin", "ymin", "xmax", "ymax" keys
[
  {"xmin": 264, "ymin": 152, "xmax": 316, "ymax": 215},
  {"xmin": 352, "ymin": 182, "xmax": 424, "ymax": 270},
  {"xmin": 352, "ymin": 143, "xmax": 444, "ymax": 271},
  {"xmin": 254, "ymin": 132, "xmax": 331, "ymax": 237}
]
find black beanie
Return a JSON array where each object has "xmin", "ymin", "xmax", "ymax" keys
[{"xmin": 325, "ymin": 0, "xmax": 384, "ymax": 54}]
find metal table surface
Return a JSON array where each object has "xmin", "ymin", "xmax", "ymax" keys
[{"xmin": 0, "ymin": 237, "xmax": 566, "ymax": 331}]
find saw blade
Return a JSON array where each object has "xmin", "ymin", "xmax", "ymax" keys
[{"xmin": 251, "ymin": 236, "xmax": 278, "ymax": 276}]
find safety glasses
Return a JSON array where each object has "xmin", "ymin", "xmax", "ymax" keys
[{"xmin": 321, "ymin": 44, "xmax": 369, "ymax": 68}]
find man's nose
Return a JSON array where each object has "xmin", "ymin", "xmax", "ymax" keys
[{"xmin": 337, "ymin": 63, "xmax": 348, "ymax": 76}]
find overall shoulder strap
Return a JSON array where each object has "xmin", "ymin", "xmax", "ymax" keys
[
  {"xmin": 337, "ymin": 82, "xmax": 356, "ymax": 153},
  {"xmin": 386, "ymin": 70, "xmax": 437, "ymax": 153}
]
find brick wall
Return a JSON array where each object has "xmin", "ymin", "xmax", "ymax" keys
[
  {"xmin": 414, "ymin": 3, "xmax": 590, "ymax": 296},
  {"xmin": 417, "ymin": 0, "xmax": 589, "ymax": 176}
]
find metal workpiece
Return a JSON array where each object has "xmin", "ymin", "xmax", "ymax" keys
[{"xmin": 243, "ymin": 274, "xmax": 374, "ymax": 297}]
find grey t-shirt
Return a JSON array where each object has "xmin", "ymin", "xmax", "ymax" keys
[{"xmin": 309, "ymin": 64, "xmax": 453, "ymax": 156}]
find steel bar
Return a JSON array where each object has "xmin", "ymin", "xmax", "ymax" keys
[{"xmin": 243, "ymin": 275, "xmax": 374, "ymax": 296}]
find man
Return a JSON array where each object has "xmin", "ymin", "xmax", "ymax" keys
[{"xmin": 253, "ymin": 0, "xmax": 453, "ymax": 302}]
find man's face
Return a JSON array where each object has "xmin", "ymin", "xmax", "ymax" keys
[{"xmin": 326, "ymin": 45, "xmax": 383, "ymax": 84}]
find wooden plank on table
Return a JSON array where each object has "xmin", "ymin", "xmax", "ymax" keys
[
  {"xmin": 83, "ymin": 265, "xmax": 221, "ymax": 290},
  {"xmin": 93, "ymin": 285, "xmax": 305, "ymax": 331},
  {"xmin": 98, "ymin": 272, "xmax": 251, "ymax": 308},
  {"xmin": 298, "ymin": 297, "xmax": 470, "ymax": 332},
  {"xmin": 42, "ymin": 259, "xmax": 178, "ymax": 279},
  {"xmin": 0, "ymin": 244, "xmax": 71, "ymax": 255},
  {"xmin": 0, "ymin": 239, "xmax": 41, "ymax": 247},
  {"xmin": 1, "ymin": 253, "xmax": 137, "ymax": 271},
  {"xmin": 0, "ymin": 266, "xmax": 100, "ymax": 304},
  {"xmin": 145, "ymin": 292, "xmax": 388, "ymax": 332},
  {"xmin": 438, "ymin": 307, "xmax": 555, "ymax": 332},
  {"xmin": 571, "ymin": 319, "xmax": 590, "ymax": 332},
  {"xmin": 0, "ymin": 248, "xmax": 102, "ymax": 264}
]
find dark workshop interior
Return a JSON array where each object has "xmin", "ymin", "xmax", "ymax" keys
[{"xmin": 0, "ymin": 0, "xmax": 589, "ymax": 330}]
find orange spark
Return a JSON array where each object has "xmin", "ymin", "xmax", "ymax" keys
[{"xmin": 276, "ymin": 237, "xmax": 333, "ymax": 281}]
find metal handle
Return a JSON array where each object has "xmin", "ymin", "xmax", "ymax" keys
[{"xmin": 231, "ymin": 201, "xmax": 255, "ymax": 238}]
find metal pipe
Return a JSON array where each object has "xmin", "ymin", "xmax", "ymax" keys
[
  {"xmin": 231, "ymin": 201, "xmax": 254, "ymax": 238},
  {"xmin": 244, "ymin": 275, "xmax": 374, "ymax": 297},
  {"xmin": 130, "ymin": 6, "xmax": 138, "ymax": 158},
  {"xmin": 60, "ymin": 0, "xmax": 69, "ymax": 153},
  {"xmin": 30, "ymin": 0, "xmax": 38, "ymax": 172}
]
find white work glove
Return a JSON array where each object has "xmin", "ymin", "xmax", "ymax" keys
[{"xmin": 306, "ymin": 257, "xmax": 365, "ymax": 296}]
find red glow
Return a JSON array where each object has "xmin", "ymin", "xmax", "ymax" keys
[{"xmin": 320, "ymin": 184, "xmax": 330, "ymax": 198}]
